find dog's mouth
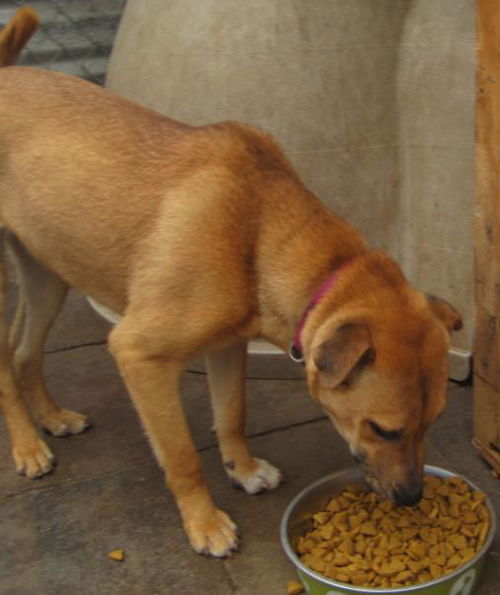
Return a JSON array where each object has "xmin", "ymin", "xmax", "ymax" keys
[
  {"xmin": 352, "ymin": 456, "xmax": 423, "ymax": 506},
  {"xmin": 358, "ymin": 465, "xmax": 391, "ymax": 499},
  {"xmin": 350, "ymin": 450, "xmax": 388, "ymax": 496}
]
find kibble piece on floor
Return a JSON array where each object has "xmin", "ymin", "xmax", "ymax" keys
[
  {"xmin": 108, "ymin": 549, "xmax": 125, "ymax": 562},
  {"xmin": 287, "ymin": 579, "xmax": 304, "ymax": 595}
]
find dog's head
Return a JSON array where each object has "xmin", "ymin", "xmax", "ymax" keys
[{"xmin": 303, "ymin": 253, "xmax": 462, "ymax": 505}]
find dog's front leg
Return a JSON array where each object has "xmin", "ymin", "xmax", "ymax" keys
[
  {"xmin": 109, "ymin": 326, "xmax": 238, "ymax": 558},
  {"xmin": 206, "ymin": 342, "xmax": 282, "ymax": 494}
]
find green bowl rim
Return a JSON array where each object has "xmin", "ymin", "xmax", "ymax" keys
[{"xmin": 280, "ymin": 464, "xmax": 497, "ymax": 594}]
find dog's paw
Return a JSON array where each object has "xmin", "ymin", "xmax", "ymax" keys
[
  {"xmin": 13, "ymin": 438, "xmax": 55, "ymax": 478},
  {"xmin": 184, "ymin": 508, "xmax": 239, "ymax": 558},
  {"xmin": 227, "ymin": 458, "xmax": 283, "ymax": 495},
  {"xmin": 40, "ymin": 409, "xmax": 91, "ymax": 437}
]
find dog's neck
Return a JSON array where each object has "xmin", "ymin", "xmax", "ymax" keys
[
  {"xmin": 289, "ymin": 259, "xmax": 355, "ymax": 362},
  {"xmin": 256, "ymin": 200, "xmax": 368, "ymax": 350}
]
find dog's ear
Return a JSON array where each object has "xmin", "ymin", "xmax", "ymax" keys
[
  {"xmin": 426, "ymin": 294, "xmax": 463, "ymax": 333},
  {"xmin": 313, "ymin": 323, "xmax": 373, "ymax": 389}
]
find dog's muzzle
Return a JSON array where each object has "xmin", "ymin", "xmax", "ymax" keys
[{"xmin": 393, "ymin": 483, "xmax": 423, "ymax": 506}]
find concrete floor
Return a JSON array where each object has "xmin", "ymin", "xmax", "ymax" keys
[{"xmin": 1, "ymin": 291, "xmax": 499, "ymax": 595}]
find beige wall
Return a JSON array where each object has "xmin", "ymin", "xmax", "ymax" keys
[
  {"xmin": 397, "ymin": 1, "xmax": 475, "ymax": 352},
  {"xmin": 107, "ymin": 0, "xmax": 475, "ymax": 352}
]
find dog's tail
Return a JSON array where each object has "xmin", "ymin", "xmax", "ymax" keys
[{"xmin": 0, "ymin": 7, "xmax": 39, "ymax": 67}]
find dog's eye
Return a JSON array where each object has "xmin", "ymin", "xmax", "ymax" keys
[{"xmin": 368, "ymin": 421, "xmax": 402, "ymax": 442}]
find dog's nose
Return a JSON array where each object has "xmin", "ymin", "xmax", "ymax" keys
[{"xmin": 394, "ymin": 484, "xmax": 422, "ymax": 506}]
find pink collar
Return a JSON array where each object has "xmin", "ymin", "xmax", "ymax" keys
[{"xmin": 289, "ymin": 260, "xmax": 353, "ymax": 363}]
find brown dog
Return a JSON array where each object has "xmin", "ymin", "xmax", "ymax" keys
[{"xmin": 0, "ymin": 9, "xmax": 462, "ymax": 557}]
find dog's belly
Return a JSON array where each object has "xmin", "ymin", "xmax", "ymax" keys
[
  {"xmin": 2, "ymin": 200, "xmax": 133, "ymax": 313},
  {"xmin": 86, "ymin": 297, "xmax": 121, "ymax": 324}
]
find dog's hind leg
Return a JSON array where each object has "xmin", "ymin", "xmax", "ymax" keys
[
  {"xmin": 8, "ymin": 278, "xmax": 26, "ymax": 355},
  {"xmin": 7, "ymin": 233, "xmax": 91, "ymax": 437},
  {"xmin": 206, "ymin": 342, "xmax": 282, "ymax": 494},
  {"xmin": 0, "ymin": 230, "xmax": 55, "ymax": 477}
]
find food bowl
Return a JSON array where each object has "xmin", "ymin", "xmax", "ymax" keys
[{"xmin": 281, "ymin": 465, "xmax": 496, "ymax": 595}]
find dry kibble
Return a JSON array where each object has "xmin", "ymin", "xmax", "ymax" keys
[
  {"xmin": 297, "ymin": 475, "xmax": 489, "ymax": 588},
  {"xmin": 380, "ymin": 516, "xmax": 395, "ymax": 533},
  {"xmin": 461, "ymin": 525, "xmax": 476, "ymax": 538},
  {"xmin": 395, "ymin": 570, "xmax": 414, "ymax": 583},
  {"xmin": 479, "ymin": 521, "xmax": 489, "ymax": 544},
  {"xmin": 313, "ymin": 512, "xmax": 330, "ymax": 525},
  {"xmin": 450, "ymin": 534, "xmax": 468, "ymax": 551},
  {"xmin": 333, "ymin": 553, "xmax": 350, "ymax": 566},
  {"xmin": 409, "ymin": 540, "xmax": 428, "ymax": 560},
  {"xmin": 287, "ymin": 580, "xmax": 304, "ymax": 595},
  {"xmin": 360, "ymin": 521, "xmax": 377, "ymax": 536},
  {"xmin": 336, "ymin": 572, "xmax": 350, "ymax": 583},
  {"xmin": 339, "ymin": 537, "xmax": 354, "ymax": 556},
  {"xmin": 389, "ymin": 535, "xmax": 404, "ymax": 550},
  {"xmin": 435, "ymin": 483, "xmax": 450, "ymax": 497},
  {"xmin": 107, "ymin": 549, "xmax": 125, "ymax": 562},
  {"xmin": 407, "ymin": 559, "xmax": 422, "ymax": 574},
  {"xmin": 461, "ymin": 548, "xmax": 476, "ymax": 562},
  {"xmin": 308, "ymin": 556, "xmax": 326, "ymax": 573},
  {"xmin": 430, "ymin": 563, "xmax": 442, "ymax": 579},
  {"xmin": 351, "ymin": 571, "xmax": 370, "ymax": 586},
  {"xmin": 463, "ymin": 511, "xmax": 479, "ymax": 524},
  {"xmin": 376, "ymin": 559, "xmax": 406, "ymax": 577},
  {"xmin": 402, "ymin": 527, "xmax": 419, "ymax": 541},
  {"xmin": 433, "ymin": 554, "xmax": 447, "ymax": 567},
  {"xmin": 326, "ymin": 499, "xmax": 341, "ymax": 512},
  {"xmin": 320, "ymin": 524, "xmax": 335, "ymax": 540}
]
